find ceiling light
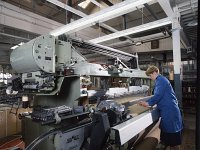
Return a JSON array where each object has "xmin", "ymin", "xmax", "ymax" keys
[
  {"xmin": 78, "ymin": 0, "xmax": 90, "ymax": 9},
  {"xmin": 135, "ymin": 41, "xmax": 142, "ymax": 46}
]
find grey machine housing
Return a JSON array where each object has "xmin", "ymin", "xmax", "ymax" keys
[{"xmin": 10, "ymin": 34, "xmax": 159, "ymax": 150}]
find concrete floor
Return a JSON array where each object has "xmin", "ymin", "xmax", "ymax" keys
[
  {"xmin": 181, "ymin": 113, "xmax": 196, "ymax": 150},
  {"xmin": 180, "ymin": 128, "xmax": 195, "ymax": 150},
  {"xmin": 164, "ymin": 112, "xmax": 196, "ymax": 150}
]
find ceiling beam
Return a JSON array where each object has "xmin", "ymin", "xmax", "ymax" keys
[
  {"xmin": 157, "ymin": 0, "xmax": 190, "ymax": 48},
  {"xmin": 0, "ymin": 1, "xmax": 63, "ymax": 35},
  {"xmin": 89, "ymin": 18, "xmax": 172, "ymax": 43},
  {"xmin": 177, "ymin": 0, "xmax": 198, "ymax": 9},
  {"xmin": 0, "ymin": 32, "xmax": 30, "ymax": 41},
  {"xmin": 157, "ymin": 0, "xmax": 174, "ymax": 17},
  {"xmin": 50, "ymin": 0, "xmax": 154, "ymax": 36},
  {"xmin": 46, "ymin": 0, "xmax": 87, "ymax": 17},
  {"xmin": 107, "ymin": 33, "xmax": 165, "ymax": 47},
  {"xmin": 90, "ymin": 0, "xmax": 106, "ymax": 9},
  {"xmin": 180, "ymin": 8, "xmax": 198, "ymax": 15},
  {"xmin": 179, "ymin": 5, "xmax": 198, "ymax": 13},
  {"xmin": 101, "ymin": 0, "xmax": 113, "ymax": 6},
  {"xmin": 47, "ymin": 0, "xmax": 136, "ymax": 41}
]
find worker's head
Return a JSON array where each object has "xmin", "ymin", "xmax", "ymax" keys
[{"xmin": 145, "ymin": 65, "xmax": 159, "ymax": 80}]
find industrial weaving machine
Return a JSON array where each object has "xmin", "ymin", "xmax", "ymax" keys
[{"xmin": 9, "ymin": 34, "xmax": 159, "ymax": 150}]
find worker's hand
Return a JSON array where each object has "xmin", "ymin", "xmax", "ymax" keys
[{"xmin": 138, "ymin": 101, "xmax": 149, "ymax": 107}]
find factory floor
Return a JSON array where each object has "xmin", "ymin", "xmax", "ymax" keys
[
  {"xmin": 166, "ymin": 112, "xmax": 196, "ymax": 150},
  {"xmin": 180, "ymin": 128, "xmax": 195, "ymax": 150},
  {"xmin": 181, "ymin": 112, "xmax": 195, "ymax": 150}
]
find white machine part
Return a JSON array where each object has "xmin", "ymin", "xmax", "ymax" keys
[{"xmin": 112, "ymin": 108, "xmax": 159, "ymax": 145}]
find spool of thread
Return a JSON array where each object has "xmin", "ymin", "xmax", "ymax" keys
[{"xmin": 22, "ymin": 96, "xmax": 29, "ymax": 108}]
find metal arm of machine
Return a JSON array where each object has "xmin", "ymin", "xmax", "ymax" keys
[{"xmin": 10, "ymin": 34, "xmax": 146, "ymax": 93}]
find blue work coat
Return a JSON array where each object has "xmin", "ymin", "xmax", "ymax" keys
[{"xmin": 147, "ymin": 75, "xmax": 183, "ymax": 133}]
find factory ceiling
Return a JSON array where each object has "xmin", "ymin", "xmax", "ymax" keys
[{"xmin": 0, "ymin": 0, "xmax": 198, "ymax": 66}]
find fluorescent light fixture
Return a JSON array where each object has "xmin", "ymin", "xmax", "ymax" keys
[
  {"xmin": 135, "ymin": 41, "xmax": 142, "ymax": 46},
  {"xmin": 78, "ymin": 0, "xmax": 90, "ymax": 9},
  {"xmin": 89, "ymin": 17, "xmax": 172, "ymax": 43},
  {"xmin": 50, "ymin": 0, "xmax": 153, "ymax": 36}
]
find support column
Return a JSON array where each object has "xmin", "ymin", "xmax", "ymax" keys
[
  {"xmin": 172, "ymin": 19, "xmax": 182, "ymax": 107},
  {"xmin": 196, "ymin": 2, "xmax": 200, "ymax": 149}
]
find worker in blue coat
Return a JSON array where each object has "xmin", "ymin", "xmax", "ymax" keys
[{"xmin": 139, "ymin": 65, "xmax": 183, "ymax": 150}]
